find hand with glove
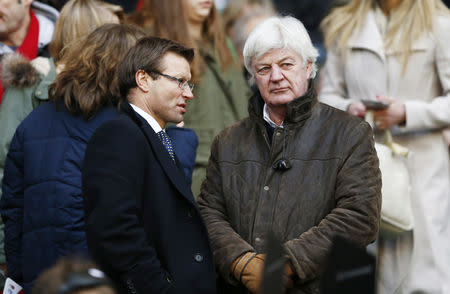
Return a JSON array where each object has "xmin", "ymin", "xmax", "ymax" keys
[
  {"xmin": 231, "ymin": 252, "xmax": 265, "ymax": 293},
  {"xmin": 283, "ymin": 258, "xmax": 296, "ymax": 289},
  {"xmin": 231, "ymin": 253, "xmax": 297, "ymax": 293}
]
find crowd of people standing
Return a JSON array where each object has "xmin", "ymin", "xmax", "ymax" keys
[{"xmin": 0, "ymin": 0, "xmax": 448, "ymax": 293}]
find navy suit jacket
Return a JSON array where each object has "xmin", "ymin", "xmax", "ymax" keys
[{"xmin": 82, "ymin": 102, "xmax": 216, "ymax": 294}]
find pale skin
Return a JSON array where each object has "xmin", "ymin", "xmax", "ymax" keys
[
  {"xmin": 129, "ymin": 52, "xmax": 194, "ymax": 129},
  {"xmin": 0, "ymin": 0, "xmax": 33, "ymax": 47},
  {"xmin": 378, "ymin": 0, "xmax": 403, "ymax": 16},
  {"xmin": 184, "ymin": 0, "xmax": 213, "ymax": 41},
  {"xmin": 347, "ymin": 0, "xmax": 406, "ymax": 129},
  {"xmin": 252, "ymin": 48, "xmax": 313, "ymax": 126}
]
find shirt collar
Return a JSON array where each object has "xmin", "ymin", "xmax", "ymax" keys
[
  {"xmin": 263, "ymin": 103, "xmax": 284, "ymax": 128},
  {"xmin": 130, "ymin": 103, "xmax": 163, "ymax": 133}
]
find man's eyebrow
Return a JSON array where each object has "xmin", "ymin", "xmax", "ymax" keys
[
  {"xmin": 255, "ymin": 62, "xmax": 271, "ymax": 67},
  {"xmin": 255, "ymin": 56, "xmax": 296, "ymax": 67},
  {"xmin": 277, "ymin": 56, "xmax": 296, "ymax": 63},
  {"xmin": 168, "ymin": 71, "xmax": 191, "ymax": 80}
]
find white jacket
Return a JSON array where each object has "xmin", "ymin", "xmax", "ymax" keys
[{"xmin": 319, "ymin": 9, "xmax": 450, "ymax": 294}]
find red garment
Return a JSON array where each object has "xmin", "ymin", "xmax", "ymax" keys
[
  {"xmin": 0, "ymin": 10, "xmax": 39, "ymax": 104},
  {"xmin": 17, "ymin": 10, "xmax": 39, "ymax": 60},
  {"xmin": 136, "ymin": 0, "xmax": 144, "ymax": 10}
]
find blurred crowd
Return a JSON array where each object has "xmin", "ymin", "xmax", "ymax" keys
[{"xmin": 0, "ymin": 0, "xmax": 449, "ymax": 293}]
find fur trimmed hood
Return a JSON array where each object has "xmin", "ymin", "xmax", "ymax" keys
[{"xmin": 1, "ymin": 53, "xmax": 51, "ymax": 89}]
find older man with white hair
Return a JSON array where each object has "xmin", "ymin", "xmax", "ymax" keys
[{"xmin": 197, "ymin": 16, "xmax": 382, "ymax": 294}]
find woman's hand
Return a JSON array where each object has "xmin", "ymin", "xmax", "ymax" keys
[
  {"xmin": 373, "ymin": 95, "xmax": 406, "ymax": 130},
  {"xmin": 347, "ymin": 101, "xmax": 367, "ymax": 118}
]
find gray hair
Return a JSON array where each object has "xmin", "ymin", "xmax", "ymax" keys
[{"xmin": 243, "ymin": 16, "xmax": 319, "ymax": 79}]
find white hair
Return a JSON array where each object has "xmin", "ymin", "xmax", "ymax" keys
[{"xmin": 243, "ymin": 16, "xmax": 319, "ymax": 79}]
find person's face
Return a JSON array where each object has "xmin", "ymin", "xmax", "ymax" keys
[
  {"xmin": 146, "ymin": 52, "xmax": 194, "ymax": 128},
  {"xmin": 252, "ymin": 48, "xmax": 312, "ymax": 108},
  {"xmin": 0, "ymin": 0, "xmax": 29, "ymax": 37},
  {"xmin": 185, "ymin": 0, "xmax": 212, "ymax": 24}
]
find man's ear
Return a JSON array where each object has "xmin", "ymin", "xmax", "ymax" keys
[
  {"xmin": 306, "ymin": 62, "xmax": 313, "ymax": 79},
  {"xmin": 135, "ymin": 70, "xmax": 151, "ymax": 92}
]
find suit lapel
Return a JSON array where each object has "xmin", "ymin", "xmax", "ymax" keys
[{"xmin": 120, "ymin": 102, "xmax": 196, "ymax": 206}]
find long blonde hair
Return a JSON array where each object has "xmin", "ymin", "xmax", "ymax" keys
[
  {"xmin": 321, "ymin": 0, "xmax": 449, "ymax": 71},
  {"xmin": 49, "ymin": 0, "xmax": 123, "ymax": 62}
]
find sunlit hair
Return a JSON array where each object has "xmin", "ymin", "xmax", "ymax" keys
[
  {"xmin": 49, "ymin": 0, "xmax": 123, "ymax": 62},
  {"xmin": 243, "ymin": 16, "xmax": 319, "ymax": 79},
  {"xmin": 321, "ymin": 0, "xmax": 450, "ymax": 72},
  {"xmin": 48, "ymin": 24, "xmax": 146, "ymax": 120},
  {"xmin": 127, "ymin": 0, "xmax": 233, "ymax": 83}
]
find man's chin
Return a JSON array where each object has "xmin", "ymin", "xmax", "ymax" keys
[
  {"xmin": 266, "ymin": 94, "xmax": 296, "ymax": 106},
  {"xmin": 168, "ymin": 115, "xmax": 184, "ymax": 125}
]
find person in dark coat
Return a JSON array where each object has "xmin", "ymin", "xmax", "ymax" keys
[
  {"xmin": 0, "ymin": 24, "xmax": 145, "ymax": 293},
  {"xmin": 82, "ymin": 36, "xmax": 216, "ymax": 294},
  {"xmin": 197, "ymin": 16, "xmax": 381, "ymax": 294}
]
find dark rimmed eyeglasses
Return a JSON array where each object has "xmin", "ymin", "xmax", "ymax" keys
[{"xmin": 151, "ymin": 71, "xmax": 195, "ymax": 92}]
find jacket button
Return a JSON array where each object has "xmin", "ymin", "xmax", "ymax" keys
[
  {"xmin": 188, "ymin": 208, "xmax": 195, "ymax": 218},
  {"xmin": 194, "ymin": 253, "xmax": 204, "ymax": 263},
  {"xmin": 36, "ymin": 90, "xmax": 42, "ymax": 96},
  {"xmin": 255, "ymin": 237, "xmax": 261, "ymax": 243},
  {"xmin": 263, "ymin": 186, "xmax": 269, "ymax": 191}
]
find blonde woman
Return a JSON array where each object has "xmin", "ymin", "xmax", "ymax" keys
[
  {"xmin": 49, "ymin": 0, "xmax": 123, "ymax": 62},
  {"xmin": 320, "ymin": 0, "xmax": 450, "ymax": 293}
]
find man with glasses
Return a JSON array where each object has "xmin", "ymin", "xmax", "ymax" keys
[{"xmin": 82, "ymin": 36, "xmax": 216, "ymax": 294}]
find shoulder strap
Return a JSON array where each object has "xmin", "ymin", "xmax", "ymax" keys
[{"xmin": 204, "ymin": 56, "xmax": 240, "ymax": 119}]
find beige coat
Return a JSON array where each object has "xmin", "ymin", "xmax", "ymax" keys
[{"xmin": 320, "ymin": 10, "xmax": 450, "ymax": 294}]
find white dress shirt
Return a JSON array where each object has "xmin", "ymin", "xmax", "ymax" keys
[
  {"xmin": 263, "ymin": 103, "xmax": 284, "ymax": 128},
  {"xmin": 130, "ymin": 103, "xmax": 163, "ymax": 133}
]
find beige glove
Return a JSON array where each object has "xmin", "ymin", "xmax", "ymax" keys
[
  {"xmin": 284, "ymin": 259, "xmax": 296, "ymax": 288},
  {"xmin": 231, "ymin": 252, "xmax": 265, "ymax": 293}
]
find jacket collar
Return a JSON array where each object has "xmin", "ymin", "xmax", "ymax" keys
[
  {"xmin": 347, "ymin": 9, "xmax": 431, "ymax": 61},
  {"xmin": 120, "ymin": 100, "xmax": 144, "ymax": 127},
  {"xmin": 347, "ymin": 9, "xmax": 385, "ymax": 61},
  {"xmin": 248, "ymin": 81, "xmax": 317, "ymax": 129},
  {"xmin": 32, "ymin": 1, "xmax": 59, "ymax": 50},
  {"xmin": 119, "ymin": 101, "xmax": 196, "ymax": 206}
]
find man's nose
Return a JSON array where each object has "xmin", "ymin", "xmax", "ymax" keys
[
  {"xmin": 182, "ymin": 86, "xmax": 194, "ymax": 100},
  {"xmin": 270, "ymin": 66, "xmax": 283, "ymax": 82}
]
